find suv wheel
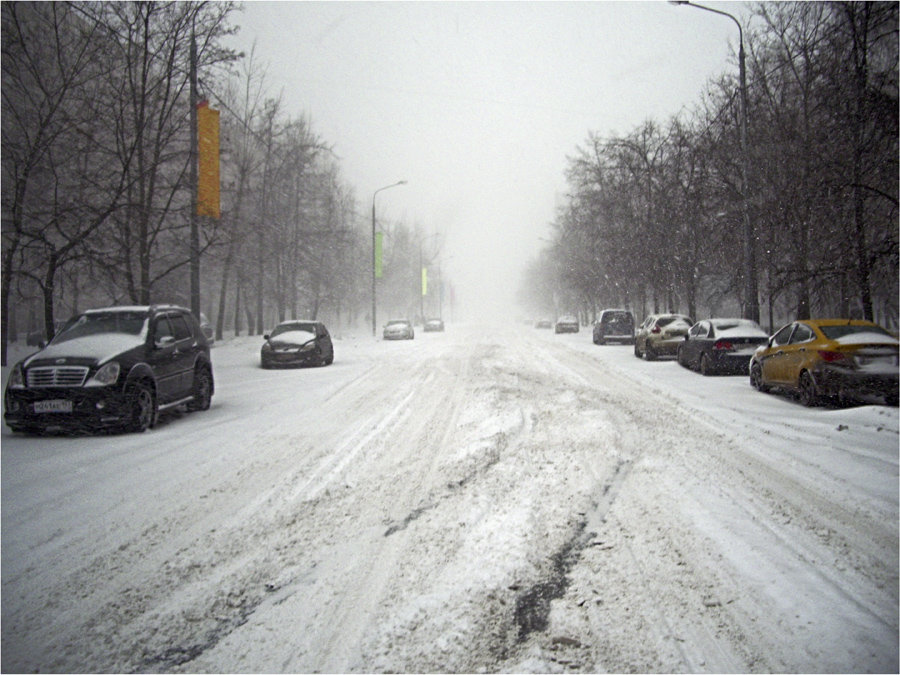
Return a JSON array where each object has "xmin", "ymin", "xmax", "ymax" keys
[
  {"xmin": 125, "ymin": 381, "xmax": 155, "ymax": 432},
  {"xmin": 187, "ymin": 367, "xmax": 212, "ymax": 411},
  {"xmin": 644, "ymin": 342, "xmax": 657, "ymax": 361}
]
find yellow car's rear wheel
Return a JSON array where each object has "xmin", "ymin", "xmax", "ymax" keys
[{"xmin": 798, "ymin": 371, "xmax": 820, "ymax": 407}]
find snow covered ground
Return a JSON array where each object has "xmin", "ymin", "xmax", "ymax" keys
[{"xmin": 2, "ymin": 322, "xmax": 897, "ymax": 673}]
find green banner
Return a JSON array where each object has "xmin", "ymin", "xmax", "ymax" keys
[{"xmin": 375, "ymin": 232, "xmax": 383, "ymax": 278}]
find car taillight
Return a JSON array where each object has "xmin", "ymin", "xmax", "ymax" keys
[
  {"xmin": 820, "ymin": 351, "xmax": 847, "ymax": 362},
  {"xmin": 651, "ymin": 326, "xmax": 661, "ymax": 334},
  {"xmin": 713, "ymin": 340, "xmax": 733, "ymax": 351}
]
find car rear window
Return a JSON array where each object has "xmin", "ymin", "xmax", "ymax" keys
[
  {"xmin": 820, "ymin": 324, "xmax": 893, "ymax": 340},
  {"xmin": 656, "ymin": 316, "xmax": 689, "ymax": 328},
  {"xmin": 602, "ymin": 313, "xmax": 632, "ymax": 325}
]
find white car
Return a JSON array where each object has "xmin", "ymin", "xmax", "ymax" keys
[{"xmin": 383, "ymin": 319, "xmax": 414, "ymax": 340}]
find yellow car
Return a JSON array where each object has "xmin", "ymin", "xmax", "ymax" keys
[{"xmin": 749, "ymin": 319, "xmax": 899, "ymax": 406}]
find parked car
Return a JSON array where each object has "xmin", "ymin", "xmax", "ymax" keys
[
  {"xmin": 634, "ymin": 313, "xmax": 693, "ymax": 360},
  {"xmin": 383, "ymin": 319, "xmax": 415, "ymax": 340},
  {"xmin": 423, "ymin": 318, "xmax": 445, "ymax": 332},
  {"xmin": 555, "ymin": 315, "xmax": 580, "ymax": 333},
  {"xmin": 677, "ymin": 318, "xmax": 769, "ymax": 375},
  {"xmin": 4, "ymin": 305, "xmax": 214, "ymax": 434},
  {"xmin": 592, "ymin": 309, "xmax": 635, "ymax": 345},
  {"xmin": 749, "ymin": 319, "xmax": 899, "ymax": 407},
  {"xmin": 261, "ymin": 320, "xmax": 334, "ymax": 368},
  {"xmin": 534, "ymin": 319, "xmax": 553, "ymax": 329}
]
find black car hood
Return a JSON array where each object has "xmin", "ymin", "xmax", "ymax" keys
[{"xmin": 23, "ymin": 334, "xmax": 146, "ymax": 368}]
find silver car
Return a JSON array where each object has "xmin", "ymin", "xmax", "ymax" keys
[
  {"xmin": 634, "ymin": 313, "xmax": 693, "ymax": 360},
  {"xmin": 383, "ymin": 319, "xmax": 415, "ymax": 340}
]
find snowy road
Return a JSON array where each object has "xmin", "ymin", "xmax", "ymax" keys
[{"xmin": 2, "ymin": 323, "xmax": 897, "ymax": 673}]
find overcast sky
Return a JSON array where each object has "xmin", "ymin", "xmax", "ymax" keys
[{"xmin": 228, "ymin": 1, "xmax": 751, "ymax": 322}]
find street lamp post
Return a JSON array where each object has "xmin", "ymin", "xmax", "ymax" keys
[
  {"xmin": 372, "ymin": 181, "xmax": 407, "ymax": 336},
  {"xmin": 671, "ymin": 1, "xmax": 758, "ymax": 323}
]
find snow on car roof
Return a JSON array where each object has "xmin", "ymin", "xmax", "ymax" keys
[
  {"xmin": 711, "ymin": 319, "xmax": 767, "ymax": 337},
  {"xmin": 84, "ymin": 306, "xmax": 151, "ymax": 314}
]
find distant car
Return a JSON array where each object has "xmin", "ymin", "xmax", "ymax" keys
[
  {"xmin": 261, "ymin": 320, "xmax": 334, "ymax": 368},
  {"xmin": 749, "ymin": 319, "xmax": 899, "ymax": 407},
  {"xmin": 677, "ymin": 318, "xmax": 769, "ymax": 375},
  {"xmin": 593, "ymin": 309, "xmax": 635, "ymax": 345},
  {"xmin": 5, "ymin": 305, "xmax": 214, "ymax": 434},
  {"xmin": 383, "ymin": 319, "xmax": 414, "ymax": 340},
  {"xmin": 423, "ymin": 318, "xmax": 445, "ymax": 332},
  {"xmin": 199, "ymin": 313, "xmax": 215, "ymax": 344},
  {"xmin": 555, "ymin": 315, "xmax": 579, "ymax": 333},
  {"xmin": 535, "ymin": 319, "xmax": 553, "ymax": 329},
  {"xmin": 634, "ymin": 313, "xmax": 693, "ymax": 360}
]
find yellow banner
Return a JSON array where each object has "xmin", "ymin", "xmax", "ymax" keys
[
  {"xmin": 197, "ymin": 101, "xmax": 220, "ymax": 218},
  {"xmin": 375, "ymin": 232, "xmax": 384, "ymax": 278}
]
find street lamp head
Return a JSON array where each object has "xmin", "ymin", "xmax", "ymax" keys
[{"xmin": 668, "ymin": 1, "xmax": 690, "ymax": 5}]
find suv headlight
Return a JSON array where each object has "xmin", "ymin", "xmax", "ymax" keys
[
  {"xmin": 85, "ymin": 361, "xmax": 121, "ymax": 387},
  {"xmin": 7, "ymin": 365, "xmax": 24, "ymax": 389}
]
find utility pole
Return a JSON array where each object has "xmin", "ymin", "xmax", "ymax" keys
[
  {"xmin": 671, "ymin": 1, "xmax": 758, "ymax": 322},
  {"xmin": 189, "ymin": 23, "xmax": 200, "ymax": 319}
]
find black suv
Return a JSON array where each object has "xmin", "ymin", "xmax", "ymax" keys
[{"xmin": 5, "ymin": 305, "xmax": 214, "ymax": 434}]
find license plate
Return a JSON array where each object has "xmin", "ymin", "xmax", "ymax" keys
[
  {"xmin": 858, "ymin": 355, "xmax": 897, "ymax": 366},
  {"xmin": 34, "ymin": 399, "xmax": 73, "ymax": 414}
]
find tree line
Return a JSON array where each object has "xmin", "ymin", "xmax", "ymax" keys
[
  {"xmin": 520, "ymin": 2, "xmax": 898, "ymax": 332},
  {"xmin": 1, "ymin": 2, "xmax": 437, "ymax": 366}
]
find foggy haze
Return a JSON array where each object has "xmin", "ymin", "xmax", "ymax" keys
[{"xmin": 227, "ymin": 1, "xmax": 745, "ymax": 322}]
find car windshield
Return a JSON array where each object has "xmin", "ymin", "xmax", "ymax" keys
[
  {"xmin": 271, "ymin": 323, "xmax": 316, "ymax": 338},
  {"xmin": 387, "ymin": 321, "xmax": 409, "ymax": 327},
  {"xmin": 603, "ymin": 313, "xmax": 632, "ymax": 326},
  {"xmin": 820, "ymin": 325, "xmax": 894, "ymax": 341},
  {"xmin": 50, "ymin": 311, "xmax": 147, "ymax": 344}
]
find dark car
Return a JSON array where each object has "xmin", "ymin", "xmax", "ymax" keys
[
  {"xmin": 261, "ymin": 320, "xmax": 334, "ymax": 368},
  {"xmin": 5, "ymin": 305, "xmax": 214, "ymax": 434},
  {"xmin": 555, "ymin": 315, "xmax": 580, "ymax": 333},
  {"xmin": 423, "ymin": 318, "xmax": 445, "ymax": 332},
  {"xmin": 677, "ymin": 318, "xmax": 769, "ymax": 375},
  {"xmin": 592, "ymin": 309, "xmax": 635, "ymax": 345},
  {"xmin": 383, "ymin": 319, "xmax": 415, "ymax": 340},
  {"xmin": 749, "ymin": 319, "xmax": 899, "ymax": 406}
]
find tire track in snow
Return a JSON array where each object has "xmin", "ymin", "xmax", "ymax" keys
[
  {"xmin": 279, "ymin": 343, "xmax": 485, "ymax": 672},
  {"xmin": 512, "ymin": 333, "xmax": 896, "ymax": 672}
]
